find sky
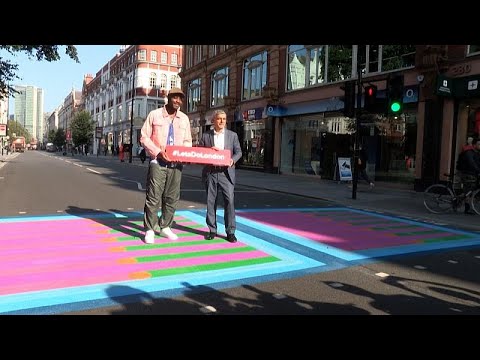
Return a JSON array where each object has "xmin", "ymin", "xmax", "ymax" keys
[{"xmin": 5, "ymin": 45, "xmax": 122, "ymax": 115}]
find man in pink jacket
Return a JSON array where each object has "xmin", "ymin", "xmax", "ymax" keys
[{"xmin": 140, "ymin": 87, "xmax": 192, "ymax": 244}]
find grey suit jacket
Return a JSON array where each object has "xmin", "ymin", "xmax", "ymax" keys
[{"xmin": 199, "ymin": 129, "xmax": 242, "ymax": 185}]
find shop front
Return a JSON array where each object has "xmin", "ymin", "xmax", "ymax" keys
[
  {"xmin": 236, "ymin": 107, "xmax": 267, "ymax": 169},
  {"xmin": 276, "ymin": 88, "xmax": 419, "ymax": 185}
]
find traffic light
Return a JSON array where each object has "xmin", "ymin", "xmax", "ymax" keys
[
  {"xmin": 387, "ymin": 75, "xmax": 404, "ymax": 115},
  {"xmin": 364, "ymin": 85, "xmax": 377, "ymax": 113},
  {"xmin": 342, "ymin": 80, "xmax": 356, "ymax": 118}
]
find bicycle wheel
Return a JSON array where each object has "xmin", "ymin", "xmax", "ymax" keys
[
  {"xmin": 470, "ymin": 188, "xmax": 480, "ymax": 215},
  {"xmin": 424, "ymin": 184, "xmax": 455, "ymax": 213}
]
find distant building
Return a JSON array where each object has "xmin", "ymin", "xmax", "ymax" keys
[
  {"xmin": 83, "ymin": 45, "xmax": 183, "ymax": 154},
  {"xmin": 13, "ymin": 85, "xmax": 44, "ymax": 141}
]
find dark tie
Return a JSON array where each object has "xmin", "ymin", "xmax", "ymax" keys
[{"xmin": 167, "ymin": 122, "xmax": 174, "ymax": 145}]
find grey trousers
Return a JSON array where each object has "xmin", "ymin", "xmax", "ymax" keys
[
  {"xmin": 144, "ymin": 163, "xmax": 182, "ymax": 232},
  {"xmin": 205, "ymin": 171, "xmax": 236, "ymax": 235}
]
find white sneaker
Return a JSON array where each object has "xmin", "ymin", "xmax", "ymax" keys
[
  {"xmin": 160, "ymin": 227, "xmax": 179, "ymax": 240},
  {"xmin": 144, "ymin": 230, "xmax": 155, "ymax": 244}
]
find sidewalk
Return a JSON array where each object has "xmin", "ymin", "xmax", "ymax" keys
[{"xmin": 182, "ymin": 164, "xmax": 480, "ymax": 232}]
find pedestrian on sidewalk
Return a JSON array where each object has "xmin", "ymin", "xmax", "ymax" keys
[
  {"xmin": 457, "ymin": 138, "xmax": 480, "ymax": 214},
  {"xmin": 356, "ymin": 144, "xmax": 374, "ymax": 188},
  {"xmin": 140, "ymin": 87, "xmax": 192, "ymax": 244},
  {"xmin": 199, "ymin": 110, "xmax": 242, "ymax": 243}
]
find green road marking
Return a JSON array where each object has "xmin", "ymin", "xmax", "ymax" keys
[
  {"xmin": 349, "ymin": 220, "xmax": 393, "ymax": 225},
  {"xmin": 371, "ymin": 224, "xmax": 422, "ymax": 230},
  {"xmin": 148, "ymin": 256, "xmax": 280, "ymax": 277},
  {"xmin": 136, "ymin": 246, "xmax": 256, "ymax": 262},
  {"xmin": 125, "ymin": 239, "xmax": 225, "ymax": 250},
  {"xmin": 395, "ymin": 229, "xmax": 450, "ymax": 236},
  {"xmin": 423, "ymin": 234, "xmax": 474, "ymax": 243},
  {"xmin": 117, "ymin": 235, "xmax": 141, "ymax": 241}
]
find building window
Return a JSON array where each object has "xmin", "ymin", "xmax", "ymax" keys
[
  {"xmin": 138, "ymin": 50, "xmax": 146, "ymax": 61},
  {"xmin": 381, "ymin": 45, "xmax": 415, "ymax": 71},
  {"xmin": 326, "ymin": 45, "xmax": 353, "ymax": 83},
  {"xmin": 357, "ymin": 45, "xmax": 380, "ymax": 74},
  {"xmin": 287, "ymin": 45, "xmax": 330, "ymax": 90},
  {"xmin": 187, "ymin": 78, "xmax": 201, "ymax": 113},
  {"xmin": 160, "ymin": 74, "xmax": 167, "ymax": 89},
  {"xmin": 468, "ymin": 45, "xmax": 480, "ymax": 55},
  {"xmin": 209, "ymin": 45, "xmax": 218, "ymax": 58},
  {"xmin": 171, "ymin": 53, "xmax": 178, "ymax": 65},
  {"xmin": 170, "ymin": 75, "xmax": 178, "ymax": 89},
  {"xmin": 150, "ymin": 50, "xmax": 157, "ymax": 62},
  {"xmin": 187, "ymin": 46, "xmax": 193, "ymax": 68},
  {"xmin": 242, "ymin": 51, "xmax": 268, "ymax": 100},
  {"xmin": 117, "ymin": 105, "xmax": 122, "ymax": 122},
  {"xmin": 161, "ymin": 52, "xmax": 167, "ymax": 64},
  {"xmin": 195, "ymin": 45, "xmax": 203, "ymax": 64},
  {"xmin": 149, "ymin": 72, "xmax": 157, "ymax": 88},
  {"xmin": 211, "ymin": 67, "xmax": 229, "ymax": 108}
]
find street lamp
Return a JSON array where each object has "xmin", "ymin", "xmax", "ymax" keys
[
  {"xmin": 196, "ymin": 102, "xmax": 206, "ymax": 138},
  {"xmin": 129, "ymin": 65, "xmax": 136, "ymax": 164},
  {"xmin": 224, "ymin": 95, "xmax": 237, "ymax": 131}
]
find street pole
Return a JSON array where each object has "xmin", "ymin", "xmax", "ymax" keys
[
  {"xmin": 352, "ymin": 61, "xmax": 363, "ymax": 200},
  {"xmin": 129, "ymin": 65, "xmax": 135, "ymax": 163}
]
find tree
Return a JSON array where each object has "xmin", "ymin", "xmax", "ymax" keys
[
  {"xmin": 0, "ymin": 45, "xmax": 79, "ymax": 100},
  {"xmin": 71, "ymin": 110, "xmax": 94, "ymax": 147},
  {"xmin": 7, "ymin": 119, "xmax": 31, "ymax": 142},
  {"xmin": 47, "ymin": 129, "xmax": 56, "ymax": 143},
  {"xmin": 53, "ymin": 128, "xmax": 66, "ymax": 149}
]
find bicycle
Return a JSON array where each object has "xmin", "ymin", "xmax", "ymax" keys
[{"xmin": 424, "ymin": 173, "xmax": 480, "ymax": 215}]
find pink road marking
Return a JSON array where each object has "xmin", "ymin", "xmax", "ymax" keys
[
  {"xmin": 0, "ymin": 242, "xmax": 247, "ymax": 273},
  {"xmin": 241, "ymin": 211, "xmax": 459, "ymax": 250},
  {"xmin": 0, "ymin": 250, "xmax": 269, "ymax": 295},
  {"xmin": 0, "ymin": 234, "xmax": 127, "ymax": 251}
]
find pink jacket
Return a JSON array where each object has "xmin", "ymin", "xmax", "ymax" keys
[{"xmin": 140, "ymin": 106, "xmax": 192, "ymax": 158}]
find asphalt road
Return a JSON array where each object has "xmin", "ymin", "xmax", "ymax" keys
[{"xmin": 1, "ymin": 151, "xmax": 480, "ymax": 315}]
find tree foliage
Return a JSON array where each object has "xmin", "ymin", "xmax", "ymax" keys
[
  {"xmin": 53, "ymin": 128, "xmax": 66, "ymax": 148},
  {"xmin": 0, "ymin": 45, "xmax": 79, "ymax": 100},
  {"xmin": 71, "ymin": 110, "xmax": 94, "ymax": 147},
  {"xmin": 6, "ymin": 119, "xmax": 30, "ymax": 142},
  {"xmin": 47, "ymin": 129, "xmax": 56, "ymax": 143}
]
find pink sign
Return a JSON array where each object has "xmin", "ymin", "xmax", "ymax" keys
[{"xmin": 165, "ymin": 145, "xmax": 231, "ymax": 166}]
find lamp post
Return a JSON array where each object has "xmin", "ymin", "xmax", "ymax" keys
[
  {"xmin": 351, "ymin": 61, "xmax": 363, "ymax": 200},
  {"xmin": 129, "ymin": 65, "xmax": 136, "ymax": 163},
  {"xmin": 196, "ymin": 103, "xmax": 206, "ymax": 139},
  {"xmin": 224, "ymin": 96, "xmax": 237, "ymax": 131}
]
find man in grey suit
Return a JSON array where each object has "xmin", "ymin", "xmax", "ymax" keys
[{"xmin": 199, "ymin": 110, "xmax": 243, "ymax": 243}]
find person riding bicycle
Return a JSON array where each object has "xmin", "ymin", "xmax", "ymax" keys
[{"xmin": 457, "ymin": 138, "xmax": 480, "ymax": 214}]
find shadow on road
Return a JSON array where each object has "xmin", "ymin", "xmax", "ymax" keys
[
  {"xmin": 86, "ymin": 281, "xmax": 370, "ymax": 315},
  {"xmin": 65, "ymin": 205, "xmax": 145, "ymax": 242}
]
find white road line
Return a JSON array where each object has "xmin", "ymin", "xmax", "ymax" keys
[
  {"xmin": 110, "ymin": 176, "xmax": 145, "ymax": 190},
  {"xmin": 86, "ymin": 168, "xmax": 101, "ymax": 174},
  {"xmin": 73, "ymin": 163, "xmax": 83, "ymax": 167}
]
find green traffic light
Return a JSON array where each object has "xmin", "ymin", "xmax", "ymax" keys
[{"xmin": 390, "ymin": 102, "xmax": 401, "ymax": 113}]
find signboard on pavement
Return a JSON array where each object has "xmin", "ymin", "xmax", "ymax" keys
[
  {"xmin": 165, "ymin": 146, "xmax": 231, "ymax": 166},
  {"xmin": 0, "ymin": 124, "xmax": 6, "ymax": 137},
  {"xmin": 95, "ymin": 127, "xmax": 103, "ymax": 139},
  {"xmin": 337, "ymin": 157, "xmax": 353, "ymax": 181}
]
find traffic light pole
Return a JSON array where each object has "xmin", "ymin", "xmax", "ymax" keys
[{"xmin": 352, "ymin": 62, "xmax": 363, "ymax": 200}]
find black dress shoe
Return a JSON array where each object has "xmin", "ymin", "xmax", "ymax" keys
[
  {"xmin": 205, "ymin": 232, "xmax": 216, "ymax": 240},
  {"xmin": 226, "ymin": 234, "xmax": 237, "ymax": 243}
]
